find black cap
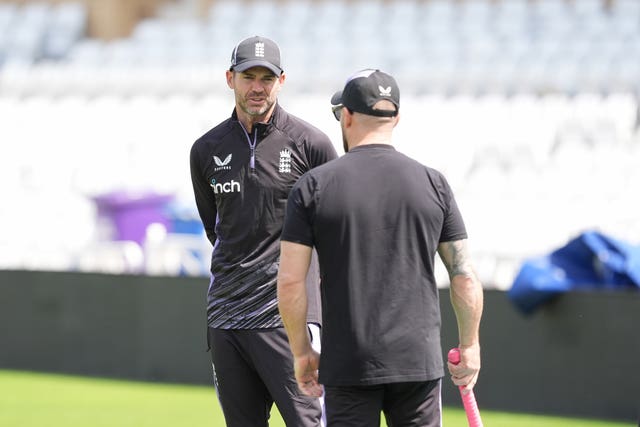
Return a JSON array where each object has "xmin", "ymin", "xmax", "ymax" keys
[
  {"xmin": 331, "ymin": 69, "xmax": 399, "ymax": 117},
  {"xmin": 230, "ymin": 36, "xmax": 283, "ymax": 76}
]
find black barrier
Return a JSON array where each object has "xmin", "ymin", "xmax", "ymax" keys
[
  {"xmin": 439, "ymin": 288, "xmax": 639, "ymax": 423},
  {"xmin": 0, "ymin": 270, "xmax": 209, "ymax": 384},
  {"xmin": 0, "ymin": 270, "xmax": 637, "ymax": 422}
]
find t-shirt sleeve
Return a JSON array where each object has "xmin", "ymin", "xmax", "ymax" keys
[
  {"xmin": 437, "ymin": 173, "xmax": 468, "ymax": 243},
  {"xmin": 306, "ymin": 131, "xmax": 338, "ymax": 168},
  {"xmin": 281, "ymin": 174, "xmax": 316, "ymax": 247}
]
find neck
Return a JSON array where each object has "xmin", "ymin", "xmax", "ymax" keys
[
  {"xmin": 236, "ymin": 105, "xmax": 276, "ymax": 133},
  {"xmin": 347, "ymin": 131, "xmax": 393, "ymax": 151}
]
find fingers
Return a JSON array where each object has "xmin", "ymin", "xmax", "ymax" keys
[
  {"xmin": 453, "ymin": 373, "xmax": 478, "ymax": 394},
  {"xmin": 297, "ymin": 370, "xmax": 322, "ymax": 397},
  {"xmin": 298, "ymin": 379, "xmax": 324, "ymax": 398},
  {"xmin": 447, "ymin": 360, "xmax": 474, "ymax": 379},
  {"xmin": 293, "ymin": 351, "xmax": 323, "ymax": 397},
  {"xmin": 449, "ymin": 371, "xmax": 477, "ymax": 389},
  {"xmin": 447, "ymin": 345, "xmax": 480, "ymax": 390}
]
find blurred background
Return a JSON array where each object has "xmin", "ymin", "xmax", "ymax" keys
[{"xmin": 1, "ymin": 0, "xmax": 639, "ymax": 289}]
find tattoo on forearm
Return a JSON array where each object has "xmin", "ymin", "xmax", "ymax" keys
[{"xmin": 440, "ymin": 240, "xmax": 472, "ymax": 278}]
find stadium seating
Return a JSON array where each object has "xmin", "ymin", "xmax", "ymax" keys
[{"xmin": 0, "ymin": 0, "xmax": 638, "ymax": 289}]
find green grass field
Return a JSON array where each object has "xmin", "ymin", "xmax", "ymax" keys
[{"xmin": 0, "ymin": 370, "xmax": 633, "ymax": 427}]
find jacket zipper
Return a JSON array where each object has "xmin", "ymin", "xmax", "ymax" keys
[{"xmin": 240, "ymin": 124, "xmax": 258, "ymax": 171}]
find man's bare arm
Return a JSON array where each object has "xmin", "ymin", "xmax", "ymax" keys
[
  {"xmin": 438, "ymin": 238, "xmax": 483, "ymax": 392},
  {"xmin": 278, "ymin": 241, "xmax": 313, "ymax": 357},
  {"xmin": 277, "ymin": 241, "xmax": 323, "ymax": 397}
]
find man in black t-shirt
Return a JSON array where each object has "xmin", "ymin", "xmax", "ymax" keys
[
  {"xmin": 190, "ymin": 36, "xmax": 337, "ymax": 426},
  {"xmin": 278, "ymin": 69, "xmax": 483, "ymax": 426}
]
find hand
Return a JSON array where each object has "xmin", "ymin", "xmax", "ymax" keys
[
  {"xmin": 447, "ymin": 344, "xmax": 480, "ymax": 395},
  {"xmin": 293, "ymin": 349, "xmax": 323, "ymax": 397}
]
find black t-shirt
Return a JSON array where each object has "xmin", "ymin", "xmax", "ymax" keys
[
  {"xmin": 281, "ymin": 144, "xmax": 467, "ymax": 386},
  {"xmin": 190, "ymin": 104, "xmax": 338, "ymax": 329}
]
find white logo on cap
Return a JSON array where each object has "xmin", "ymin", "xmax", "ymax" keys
[
  {"xmin": 255, "ymin": 42, "xmax": 265, "ymax": 58},
  {"xmin": 378, "ymin": 86, "xmax": 392, "ymax": 97}
]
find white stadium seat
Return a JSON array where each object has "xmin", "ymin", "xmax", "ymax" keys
[{"xmin": 0, "ymin": 0, "xmax": 638, "ymax": 287}]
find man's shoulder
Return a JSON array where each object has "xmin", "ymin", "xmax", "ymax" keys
[
  {"xmin": 193, "ymin": 118, "xmax": 235, "ymax": 149},
  {"xmin": 422, "ymin": 163, "xmax": 448, "ymax": 182},
  {"xmin": 302, "ymin": 153, "xmax": 345, "ymax": 179},
  {"xmin": 391, "ymin": 150, "xmax": 445, "ymax": 179},
  {"xmin": 275, "ymin": 107, "xmax": 330, "ymax": 144}
]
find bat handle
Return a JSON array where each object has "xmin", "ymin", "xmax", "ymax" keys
[
  {"xmin": 460, "ymin": 389, "xmax": 483, "ymax": 427},
  {"xmin": 448, "ymin": 348, "xmax": 484, "ymax": 427}
]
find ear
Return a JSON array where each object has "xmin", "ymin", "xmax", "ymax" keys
[
  {"xmin": 226, "ymin": 70, "xmax": 234, "ymax": 89},
  {"xmin": 278, "ymin": 72, "xmax": 286, "ymax": 85},
  {"xmin": 343, "ymin": 108, "xmax": 353, "ymax": 128}
]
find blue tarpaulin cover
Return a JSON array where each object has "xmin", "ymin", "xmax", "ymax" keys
[{"xmin": 508, "ymin": 231, "xmax": 640, "ymax": 314}]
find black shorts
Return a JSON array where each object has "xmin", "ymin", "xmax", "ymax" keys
[
  {"xmin": 207, "ymin": 327, "xmax": 322, "ymax": 427},
  {"xmin": 324, "ymin": 379, "xmax": 442, "ymax": 427}
]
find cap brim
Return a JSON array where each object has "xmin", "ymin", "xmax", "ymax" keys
[
  {"xmin": 330, "ymin": 91, "xmax": 343, "ymax": 106},
  {"xmin": 232, "ymin": 60, "xmax": 282, "ymax": 75}
]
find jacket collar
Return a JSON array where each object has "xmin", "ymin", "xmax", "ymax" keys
[{"xmin": 230, "ymin": 102, "xmax": 283, "ymax": 134}]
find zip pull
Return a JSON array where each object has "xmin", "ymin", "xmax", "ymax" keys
[
  {"xmin": 240, "ymin": 123, "xmax": 258, "ymax": 171},
  {"xmin": 249, "ymin": 129, "xmax": 257, "ymax": 170}
]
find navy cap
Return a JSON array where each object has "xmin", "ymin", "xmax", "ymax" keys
[{"xmin": 230, "ymin": 36, "xmax": 283, "ymax": 75}]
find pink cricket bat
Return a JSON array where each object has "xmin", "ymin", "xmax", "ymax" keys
[{"xmin": 448, "ymin": 348, "xmax": 483, "ymax": 427}]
